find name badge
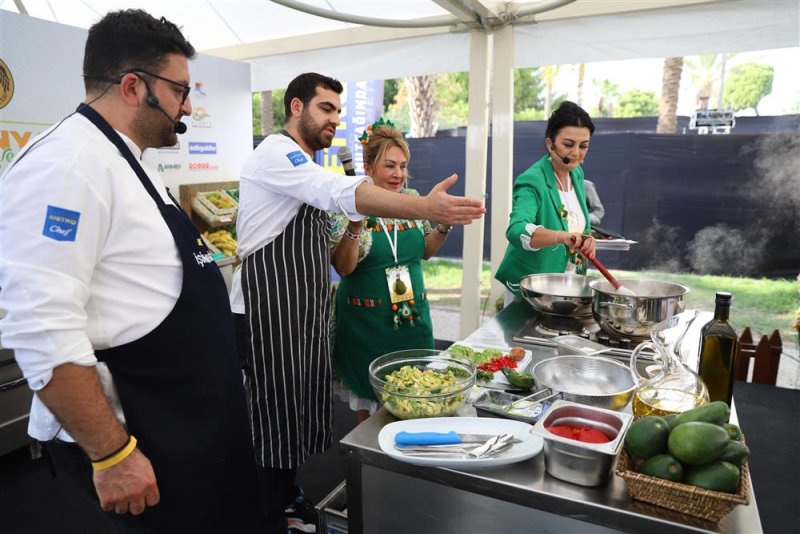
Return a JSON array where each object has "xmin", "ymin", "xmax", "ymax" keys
[
  {"xmin": 42, "ymin": 205, "xmax": 80, "ymax": 242},
  {"xmin": 385, "ymin": 265, "xmax": 414, "ymax": 304}
]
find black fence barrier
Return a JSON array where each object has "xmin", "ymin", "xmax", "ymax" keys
[{"xmin": 404, "ymin": 128, "xmax": 799, "ymax": 279}]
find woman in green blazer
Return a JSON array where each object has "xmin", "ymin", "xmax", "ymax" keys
[{"xmin": 495, "ymin": 101, "xmax": 598, "ymax": 302}]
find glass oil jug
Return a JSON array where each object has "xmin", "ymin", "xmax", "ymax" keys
[{"xmin": 630, "ymin": 311, "xmax": 710, "ymax": 417}]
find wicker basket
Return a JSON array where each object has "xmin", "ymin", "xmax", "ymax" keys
[{"xmin": 615, "ymin": 449, "xmax": 750, "ymax": 523}]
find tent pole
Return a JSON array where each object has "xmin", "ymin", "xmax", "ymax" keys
[
  {"xmin": 489, "ymin": 24, "xmax": 514, "ymax": 311},
  {"xmin": 459, "ymin": 29, "xmax": 491, "ymax": 338}
]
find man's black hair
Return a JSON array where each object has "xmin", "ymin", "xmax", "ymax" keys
[
  {"xmin": 283, "ymin": 73, "xmax": 344, "ymax": 121},
  {"xmin": 545, "ymin": 101, "xmax": 595, "ymax": 141},
  {"xmin": 83, "ymin": 9, "xmax": 196, "ymax": 93}
]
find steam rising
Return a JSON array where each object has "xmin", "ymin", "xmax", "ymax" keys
[
  {"xmin": 687, "ymin": 133, "xmax": 799, "ymax": 276},
  {"xmin": 687, "ymin": 224, "xmax": 765, "ymax": 275}
]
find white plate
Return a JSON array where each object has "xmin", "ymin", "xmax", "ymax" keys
[
  {"xmin": 378, "ymin": 417, "xmax": 543, "ymax": 469},
  {"xmin": 448, "ymin": 341, "xmax": 533, "ymax": 386}
]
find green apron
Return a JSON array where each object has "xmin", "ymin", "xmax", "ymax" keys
[{"xmin": 333, "ymin": 218, "xmax": 435, "ymax": 400}]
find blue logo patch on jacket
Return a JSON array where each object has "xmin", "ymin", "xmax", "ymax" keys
[
  {"xmin": 286, "ymin": 150, "xmax": 308, "ymax": 167},
  {"xmin": 42, "ymin": 205, "xmax": 80, "ymax": 242}
]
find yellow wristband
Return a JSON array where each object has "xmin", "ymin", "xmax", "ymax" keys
[{"xmin": 91, "ymin": 435, "xmax": 138, "ymax": 471}]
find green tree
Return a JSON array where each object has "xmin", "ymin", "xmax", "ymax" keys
[
  {"xmin": 514, "ymin": 67, "xmax": 543, "ymax": 112},
  {"xmin": 593, "ymin": 79, "xmax": 620, "ymax": 117},
  {"xmin": 272, "ymin": 89, "xmax": 286, "ymax": 130},
  {"xmin": 252, "ymin": 92, "xmax": 261, "ymax": 136},
  {"xmin": 723, "ymin": 63, "xmax": 774, "ymax": 115},
  {"xmin": 617, "ymin": 89, "xmax": 659, "ymax": 117},
  {"xmin": 252, "ymin": 90, "xmax": 287, "ymax": 135},
  {"xmin": 383, "ymin": 79, "xmax": 399, "ymax": 111}
]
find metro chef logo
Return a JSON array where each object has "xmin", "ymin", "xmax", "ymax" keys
[{"xmin": 42, "ymin": 205, "xmax": 80, "ymax": 242}]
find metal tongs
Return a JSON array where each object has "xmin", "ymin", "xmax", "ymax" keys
[{"xmin": 394, "ymin": 433, "xmax": 516, "ymax": 459}]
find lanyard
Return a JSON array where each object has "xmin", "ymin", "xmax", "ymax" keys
[{"xmin": 378, "ymin": 217, "xmax": 399, "ymax": 266}]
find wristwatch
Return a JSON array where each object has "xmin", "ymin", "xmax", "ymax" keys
[{"xmin": 436, "ymin": 224, "xmax": 452, "ymax": 235}]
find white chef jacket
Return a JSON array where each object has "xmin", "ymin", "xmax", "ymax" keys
[
  {"xmin": 229, "ymin": 265, "xmax": 244, "ymax": 315},
  {"xmin": 0, "ymin": 112, "xmax": 182, "ymax": 441},
  {"xmin": 236, "ymin": 133, "xmax": 370, "ymax": 260}
]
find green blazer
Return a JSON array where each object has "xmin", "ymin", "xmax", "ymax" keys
[{"xmin": 495, "ymin": 155, "xmax": 591, "ymax": 295}]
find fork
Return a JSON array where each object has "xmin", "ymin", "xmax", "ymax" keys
[{"xmin": 396, "ymin": 433, "xmax": 515, "ymax": 458}]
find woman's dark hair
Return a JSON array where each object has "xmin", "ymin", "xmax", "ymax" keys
[
  {"xmin": 283, "ymin": 73, "xmax": 344, "ymax": 119},
  {"xmin": 83, "ymin": 9, "xmax": 195, "ymax": 93},
  {"xmin": 545, "ymin": 101, "xmax": 595, "ymax": 141}
]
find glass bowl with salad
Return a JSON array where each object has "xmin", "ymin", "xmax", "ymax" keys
[{"xmin": 369, "ymin": 349, "xmax": 476, "ymax": 419}]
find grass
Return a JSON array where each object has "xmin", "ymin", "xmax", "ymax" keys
[{"xmin": 422, "ymin": 259, "xmax": 800, "ymax": 344}]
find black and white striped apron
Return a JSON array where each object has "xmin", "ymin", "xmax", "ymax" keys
[{"xmin": 242, "ymin": 203, "xmax": 333, "ymax": 468}]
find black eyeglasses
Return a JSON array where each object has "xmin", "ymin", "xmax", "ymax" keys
[{"xmin": 124, "ymin": 69, "xmax": 191, "ymax": 104}]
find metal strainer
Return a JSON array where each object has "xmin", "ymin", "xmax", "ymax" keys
[{"xmin": 532, "ymin": 355, "xmax": 636, "ymax": 411}]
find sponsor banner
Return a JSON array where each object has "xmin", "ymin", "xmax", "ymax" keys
[
  {"xmin": 157, "ymin": 163, "xmax": 182, "ymax": 172},
  {"xmin": 1, "ymin": 123, "xmax": 47, "ymax": 174},
  {"xmin": 315, "ymin": 80, "xmax": 383, "ymax": 175},
  {"xmin": 158, "ymin": 141, "xmax": 181, "ymax": 153},
  {"xmin": 191, "ymin": 105, "xmax": 212, "ymax": 128},
  {"xmin": 188, "ymin": 141, "xmax": 217, "ymax": 155},
  {"xmin": 188, "ymin": 161, "xmax": 219, "ymax": 172}
]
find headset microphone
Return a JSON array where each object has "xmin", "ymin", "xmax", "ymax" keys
[
  {"xmin": 549, "ymin": 144, "xmax": 571, "ymax": 165},
  {"xmin": 146, "ymin": 93, "xmax": 187, "ymax": 134}
]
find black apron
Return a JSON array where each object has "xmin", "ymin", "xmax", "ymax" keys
[
  {"xmin": 243, "ymin": 202, "xmax": 333, "ymax": 469},
  {"xmin": 77, "ymin": 104, "xmax": 262, "ymax": 533}
]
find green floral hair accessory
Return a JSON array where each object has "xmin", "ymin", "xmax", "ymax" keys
[{"xmin": 358, "ymin": 117, "xmax": 396, "ymax": 145}]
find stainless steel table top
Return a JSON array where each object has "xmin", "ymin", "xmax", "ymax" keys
[{"xmin": 339, "ymin": 302, "xmax": 762, "ymax": 533}]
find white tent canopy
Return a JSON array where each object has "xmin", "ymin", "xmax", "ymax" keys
[
  {"xmin": 3, "ymin": 0, "xmax": 798, "ymax": 335},
  {"xmin": 2, "ymin": 1, "xmax": 797, "ymax": 90}
]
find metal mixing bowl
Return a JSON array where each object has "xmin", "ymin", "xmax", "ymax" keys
[
  {"xmin": 532, "ymin": 355, "xmax": 636, "ymax": 411},
  {"xmin": 369, "ymin": 349, "xmax": 475, "ymax": 420},
  {"xmin": 590, "ymin": 279, "xmax": 689, "ymax": 341},
  {"xmin": 519, "ymin": 273, "xmax": 597, "ymax": 317}
]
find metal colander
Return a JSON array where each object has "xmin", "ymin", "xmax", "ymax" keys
[{"xmin": 532, "ymin": 355, "xmax": 636, "ymax": 411}]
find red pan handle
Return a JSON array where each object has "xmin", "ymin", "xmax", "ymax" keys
[{"xmin": 570, "ymin": 236, "xmax": 622, "ymax": 290}]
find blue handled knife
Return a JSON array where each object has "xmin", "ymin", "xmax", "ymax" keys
[{"xmin": 394, "ymin": 431, "xmax": 521, "ymax": 447}]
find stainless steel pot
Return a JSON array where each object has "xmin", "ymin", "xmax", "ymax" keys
[
  {"xmin": 590, "ymin": 279, "xmax": 689, "ymax": 341},
  {"xmin": 519, "ymin": 273, "xmax": 597, "ymax": 317}
]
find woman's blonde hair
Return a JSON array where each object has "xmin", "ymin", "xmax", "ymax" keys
[{"xmin": 363, "ymin": 124, "xmax": 411, "ymax": 175}]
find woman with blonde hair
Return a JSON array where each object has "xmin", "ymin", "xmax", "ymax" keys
[{"xmin": 329, "ymin": 119, "xmax": 451, "ymax": 422}]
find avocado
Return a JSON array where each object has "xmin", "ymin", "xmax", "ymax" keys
[
  {"xmin": 684, "ymin": 461, "xmax": 741, "ymax": 493},
  {"xmin": 668, "ymin": 422, "xmax": 730, "ymax": 465},
  {"xmin": 722, "ymin": 423, "xmax": 744, "ymax": 441},
  {"xmin": 502, "ymin": 368, "xmax": 535, "ymax": 390},
  {"xmin": 641, "ymin": 454, "xmax": 684, "ymax": 482},
  {"xmin": 663, "ymin": 413, "xmax": 679, "ymax": 430},
  {"xmin": 624, "ymin": 416, "xmax": 670, "ymax": 460},
  {"xmin": 718, "ymin": 440, "xmax": 750, "ymax": 467},
  {"xmin": 672, "ymin": 401, "xmax": 730, "ymax": 428}
]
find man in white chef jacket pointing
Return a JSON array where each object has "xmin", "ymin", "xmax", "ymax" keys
[{"xmin": 236, "ymin": 72, "xmax": 485, "ymax": 533}]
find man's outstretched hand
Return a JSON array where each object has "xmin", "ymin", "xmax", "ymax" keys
[{"xmin": 424, "ymin": 174, "xmax": 485, "ymax": 225}]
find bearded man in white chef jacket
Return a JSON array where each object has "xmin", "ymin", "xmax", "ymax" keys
[
  {"xmin": 0, "ymin": 9, "xmax": 262, "ymax": 533},
  {"xmin": 235, "ymin": 72, "xmax": 486, "ymax": 533}
]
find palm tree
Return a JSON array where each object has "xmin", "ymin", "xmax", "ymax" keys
[
  {"xmin": 686, "ymin": 54, "xmax": 718, "ymax": 109},
  {"xmin": 576, "ymin": 64, "xmax": 586, "ymax": 107},
  {"xmin": 405, "ymin": 75, "xmax": 438, "ymax": 137},
  {"xmin": 594, "ymin": 79, "xmax": 620, "ymax": 118},
  {"xmin": 260, "ymin": 90, "xmax": 273, "ymax": 135},
  {"xmin": 657, "ymin": 57, "xmax": 683, "ymax": 134},
  {"xmin": 541, "ymin": 66, "xmax": 561, "ymax": 118}
]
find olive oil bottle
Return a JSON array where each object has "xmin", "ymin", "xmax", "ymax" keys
[{"xmin": 697, "ymin": 292, "xmax": 740, "ymax": 405}]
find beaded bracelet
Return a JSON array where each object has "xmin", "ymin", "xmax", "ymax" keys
[
  {"xmin": 344, "ymin": 228, "xmax": 363, "ymax": 240},
  {"xmin": 436, "ymin": 224, "xmax": 452, "ymax": 235},
  {"xmin": 91, "ymin": 435, "xmax": 138, "ymax": 471}
]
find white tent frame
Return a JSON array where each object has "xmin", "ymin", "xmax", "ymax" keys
[{"xmin": 6, "ymin": 0, "xmax": 798, "ymax": 335}]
